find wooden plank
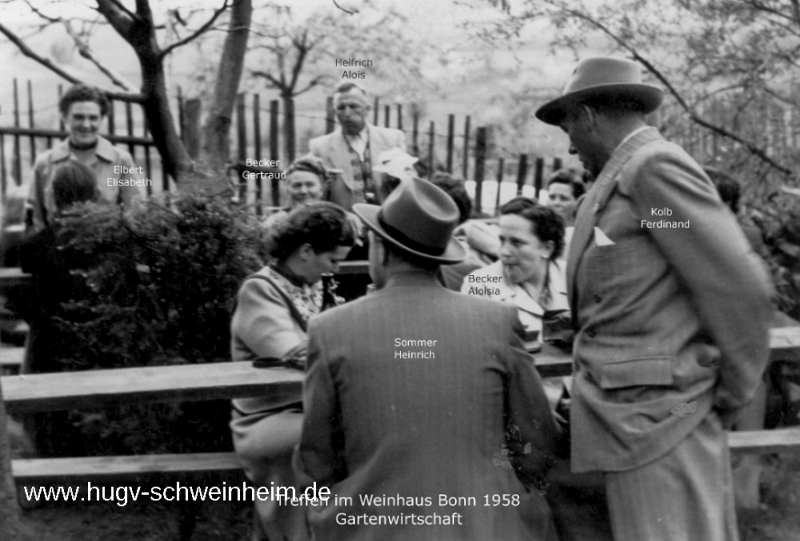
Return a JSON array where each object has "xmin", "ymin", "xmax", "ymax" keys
[
  {"xmin": 0, "ymin": 268, "xmax": 31, "ymax": 288},
  {"xmin": 335, "ymin": 261, "xmax": 368, "ymax": 275},
  {"xmin": 769, "ymin": 326, "xmax": 800, "ymax": 349},
  {"xmin": 12, "ymin": 452, "xmax": 242, "ymax": 484},
  {"xmin": 0, "ymin": 348, "xmax": 23, "ymax": 371},
  {"xmin": 728, "ymin": 428, "xmax": 800, "ymax": 454},
  {"xmin": 1, "ymin": 363, "xmax": 304, "ymax": 414},
  {"xmin": 533, "ymin": 353, "xmax": 572, "ymax": 378}
]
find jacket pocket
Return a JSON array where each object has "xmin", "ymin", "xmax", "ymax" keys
[{"xmin": 598, "ymin": 357, "xmax": 673, "ymax": 389}]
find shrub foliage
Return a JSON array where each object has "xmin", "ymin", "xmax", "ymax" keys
[{"xmin": 49, "ymin": 194, "xmax": 268, "ymax": 455}]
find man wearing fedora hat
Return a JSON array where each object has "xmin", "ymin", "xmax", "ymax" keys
[
  {"xmin": 296, "ymin": 177, "xmax": 560, "ymax": 540},
  {"xmin": 536, "ymin": 57, "xmax": 773, "ymax": 540}
]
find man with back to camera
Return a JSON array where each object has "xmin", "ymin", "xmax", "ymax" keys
[
  {"xmin": 308, "ymin": 81, "xmax": 406, "ymax": 211},
  {"xmin": 535, "ymin": 57, "xmax": 773, "ymax": 540},
  {"xmin": 27, "ymin": 84, "xmax": 142, "ymax": 233},
  {"xmin": 295, "ymin": 176, "xmax": 561, "ymax": 541}
]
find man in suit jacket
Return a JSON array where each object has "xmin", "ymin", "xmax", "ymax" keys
[
  {"xmin": 535, "ymin": 57, "xmax": 773, "ymax": 540},
  {"xmin": 296, "ymin": 177, "xmax": 560, "ymax": 541},
  {"xmin": 308, "ymin": 82, "xmax": 406, "ymax": 211}
]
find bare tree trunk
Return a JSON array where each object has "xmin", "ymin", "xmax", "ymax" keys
[
  {"xmin": 202, "ymin": 0, "xmax": 253, "ymax": 181},
  {"xmin": 137, "ymin": 52, "xmax": 193, "ymax": 183},
  {"xmin": 0, "ymin": 383, "xmax": 24, "ymax": 540}
]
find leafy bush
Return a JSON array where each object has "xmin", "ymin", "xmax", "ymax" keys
[{"xmin": 46, "ymin": 193, "xmax": 269, "ymax": 455}]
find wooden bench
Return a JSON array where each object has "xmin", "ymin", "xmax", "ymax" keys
[
  {"xmin": 3, "ymin": 258, "xmax": 800, "ymax": 488},
  {"xmin": 4, "ymin": 362, "xmax": 301, "ymax": 492}
]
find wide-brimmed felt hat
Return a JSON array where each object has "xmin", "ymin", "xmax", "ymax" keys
[
  {"xmin": 535, "ymin": 57, "xmax": 664, "ymax": 126},
  {"xmin": 353, "ymin": 177, "xmax": 466, "ymax": 265}
]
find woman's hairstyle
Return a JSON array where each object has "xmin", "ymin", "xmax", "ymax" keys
[
  {"xmin": 283, "ymin": 154, "xmax": 328, "ymax": 181},
  {"xmin": 430, "ymin": 172, "xmax": 472, "ymax": 224},
  {"xmin": 500, "ymin": 197, "xmax": 565, "ymax": 260},
  {"xmin": 547, "ymin": 169, "xmax": 586, "ymax": 199},
  {"xmin": 52, "ymin": 161, "xmax": 100, "ymax": 211},
  {"xmin": 267, "ymin": 202, "xmax": 355, "ymax": 261},
  {"xmin": 59, "ymin": 84, "xmax": 110, "ymax": 117}
]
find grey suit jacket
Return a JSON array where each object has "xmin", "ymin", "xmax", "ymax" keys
[
  {"xmin": 297, "ymin": 271, "xmax": 559, "ymax": 541},
  {"xmin": 308, "ymin": 124, "xmax": 406, "ymax": 210},
  {"xmin": 567, "ymin": 127, "xmax": 773, "ymax": 473}
]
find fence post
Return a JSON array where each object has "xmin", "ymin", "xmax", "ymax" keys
[
  {"xmin": 236, "ymin": 93, "xmax": 248, "ymax": 202},
  {"xmin": 253, "ymin": 94, "xmax": 262, "ymax": 161},
  {"xmin": 254, "ymin": 93, "xmax": 263, "ymax": 214},
  {"xmin": 534, "ymin": 157, "xmax": 544, "ymax": 199},
  {"xmin": 1, "ymin": 134, "xmax": 6, "ymax": 198},
  {"xmin": 269, "ymin": 100, "xmax": 280, "ymax": 206},
  {"xmin": 184, "ymin": 99, "xmax": 202, "ymax": 160},
  {"xmin": 515, "ymin": 154, "xmax": 528, "ymax": 196},
  {"xmin": 177, "ymin": 86, "xmax": 184, "ymax": 142},
  {"xmin": 108, "ymin": 99, "xmax": 116, "ymax": 138},
  {"xmin": 373, "ymin": 97, "xmax": 379, "ymax": 126},
  {"xmin": 58, "ymin": 84, "xmax": 64, "ymax": 132},
  {"xmin": 553, "ymin": 157, "xmax": 562, "ymax": 172},
  {"xmin": 385, "ymin": 105, "xmax": 390, "ymax": 128},
  {"xmin": 474, "ymin": 127, "xmax": 487, "ymax": 215},
  {"xmin": 125, "ymin": 101, "xmax": 135, "ymax": 157},
  {"xmin": 13, "ymin": 79, "xmax": 21, "ymax": 187},
  {"xmin": 326, "ymin": 97, "xmax": 335, "ymax": 134},
  {"xmin": 446, "ymin": 114, "xmax": 455, "ymax": 174},
  {"xmin": 428, "ymin": 121, "xmax": 435, "ymax": 177},
  {"xmin": 285, "ymin": 97, "xmax": 296, "ymax": 163},
  {"xmin": 462, "ymin": 115, "xmax": 471, "ymax": 179},
  {"xmin": 412, "ymin": 110, "xmax": 420, "ymax": 156},
  {"xmin": 396, "ymin": 104, "xmax": 403, "ymax": 132},
  {"xmin": 495, "ymin": 157, "xmax": 505, "ymax": 213},
  {"xmin": 27, "ymin": 80, "xmax": 35, "ymax": 165},
  {"xmin": 144, "ymin": 146, "xmax": 153, "ymax": 196}
]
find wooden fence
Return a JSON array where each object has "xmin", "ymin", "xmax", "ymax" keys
[{"xmin": 0, "ymin": 79, "xmax": 566, "ymax": 214}]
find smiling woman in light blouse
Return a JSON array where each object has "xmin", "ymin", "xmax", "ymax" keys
[{"xmin": 461, "ymin": 197, "xmax": 568, "ymax": 349}]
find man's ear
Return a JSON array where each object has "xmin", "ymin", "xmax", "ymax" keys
[{"xmin": 580, "ymin": 104, "xmax": 603, "ymax": 132}]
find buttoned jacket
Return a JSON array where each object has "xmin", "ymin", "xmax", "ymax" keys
[
  {"xmin": 567, "ymin": 127, "xmax": 773, "ymax": 473},
  {"xmin": 308, "ymin": 124, "xmax": 406, "ymax": 210},
  {"xmin": 27, "ymin": 137, "xmax": 143, "ymax": 232}
]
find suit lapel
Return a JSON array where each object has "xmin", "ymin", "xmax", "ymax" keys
[{"xmin": 566, "ymin": 127, "xmax": 663, "ymax": 315}]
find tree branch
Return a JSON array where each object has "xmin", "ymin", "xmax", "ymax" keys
[
  {"xmin": 743, "ymin": 0, "xmax": 795, "ymax": 23},
  {"xmin": 333, "ymin": 0, "xmax": 357, "ymax": 15},
  {"xmin": 287, "ymin": 30, "xmax": 313, "ymax": 92},
  {"xmin": 63, "ymin": 21, "xmax": 137, "ymax": 91},
  {"xmin": 159, "ymin": 0, "xmax": 230, "ymax": 60},
  {"xmin": 560, "ymin": 6, "xmax": 793, "ymax": 176},
  {"xmin": 251, "ymin": 70, "xmax": 283, "ymax": 89},
  {"xmin": 293, "ymin": 75, "xmax": 327, "ymax": 97},
  {"xmin": 0, "ymin": 21, "xmax": 82, "ymax": 84},
  {"xmin": 0, "ymin": 22, "xmax": 144, "ymax": 102},
  {"xmin": 95, "ymin": 0, "xmax": 134, "ymax": 41}
]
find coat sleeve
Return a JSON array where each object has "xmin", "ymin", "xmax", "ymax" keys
[
  {"xmin": 27, "ymin": 156, "xmax": 49, "ymax": 233},
  {"xmin": 503, "ymin": 310, "xmax": 560, "ymax": 483},
  {"xmin": 296, "ymin": 317, "xmax": 346, "ymax": 486},
  {"xmin": 116, "ymin": 149, "xmax": 143, "ymax": 204},
  {"xmin": 231, "ymin": 277, "xmax": 307, "ymax": 360},
  {"xmin": 627, "ymin": 146, "xmax": 774, "ymax": 415}
]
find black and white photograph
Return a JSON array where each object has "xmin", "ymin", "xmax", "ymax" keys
[{"xmin": 0, "ymin": 0, "xmax": 799, "ymax": 539}]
